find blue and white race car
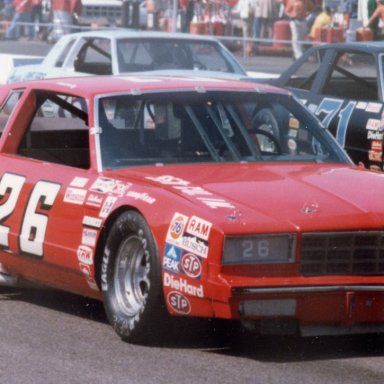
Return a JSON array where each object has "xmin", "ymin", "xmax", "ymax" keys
[{"xmin": 266, "ymin": 42, "xmax": 384, "ymax": 171}]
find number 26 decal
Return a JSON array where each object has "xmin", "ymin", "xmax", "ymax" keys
[{"xmin": 0, "ymin": 173, "xmax": 60, "ymax": 258}]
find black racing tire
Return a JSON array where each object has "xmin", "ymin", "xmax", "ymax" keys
[{"xmin": 101, "ymin": 210, "xmax": 166, "ymax": 344}]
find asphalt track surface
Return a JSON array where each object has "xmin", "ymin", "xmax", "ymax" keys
[{"xmin": 1, "ymin": 39, "xmax": 384, "ymax": 384}]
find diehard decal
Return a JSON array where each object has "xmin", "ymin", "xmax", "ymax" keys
[{"xmin": 163, "ymin": 272, "xmax": 204, "ymax": 298}]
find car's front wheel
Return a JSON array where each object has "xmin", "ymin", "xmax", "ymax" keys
[{"xmin": 101, "ymin": 211, "xmax": 165, "ymax": 344}]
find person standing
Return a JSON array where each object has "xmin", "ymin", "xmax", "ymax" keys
[
  {"xmin": 31, "ymin": 0, "xmax": 42, "ymax": 39},
  {"xmin": 285, "ymin": 0, "xmax": 313, "ymax": 59},
  {"xmin": 253, "ymin": 0, "xmax": 279, "ymax": 42},
  {"xmin": 51, "ymin": 0, "xmax": 75, "ymax": 35},
  {"xmin": 366, "ymin": 0, "xmax": 384, "ymax": 38},
  {"xmin": 6, "ymin": 0, "xmax": 34, "ymax": 40},
  {"xmin": 180, "ymin": 0, "xmax": 194, "ymax": 32}
]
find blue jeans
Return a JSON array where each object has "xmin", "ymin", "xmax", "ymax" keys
[{"xmin": 6, "ymin": 11, "xmax": 33, "ymax": 39}]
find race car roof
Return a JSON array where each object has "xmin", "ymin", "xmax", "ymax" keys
[
  {"xmin": 7, "ymin": 75, "xmax": 287, "ymax": 98},
  {"xmin": 54, "ymin": 29, "xmax": 224, "ymax": 43}
]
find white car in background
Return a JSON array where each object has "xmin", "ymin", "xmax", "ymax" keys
[
  {"xmin": 0, "ymin": 54, "xmax": 43, "ymax": 84},
  {"xmin": 7, "ymin": 29, "xmax": 250, "ymax": 83}
]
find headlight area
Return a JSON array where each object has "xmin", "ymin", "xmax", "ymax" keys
[{"xmin": 223, "ymin": 233, "xmax": 296, "ymax": 265}]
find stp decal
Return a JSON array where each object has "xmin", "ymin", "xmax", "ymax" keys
[
  {"xmin": 167, "ymin": 291, "xmax": 191, "ymax": 315},
  {"xmin": 181, "ymin": 253, "xmax": 202, "ymax": 280}
]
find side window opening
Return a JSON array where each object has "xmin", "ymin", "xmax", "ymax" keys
[
  {"xmin": 322, "ymin": 52, "xmax": 378, "ymax": 100},
  {"xmin": 285, "ymin": 50, "xmax": 322, "ymax": 90},
  {"xmin": 74, "ymin": 38, "xmax": 112, "ymax": 75},
  {"xmin": 17, "ymin": 92, "xmax": 90, "ymax": 169},
  {"xmin": 0, "ymin": 91, "xmax": 24, "ymax": 135}
]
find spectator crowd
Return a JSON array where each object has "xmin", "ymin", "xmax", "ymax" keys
[
  {"xmin": 0, "ymin": 0, "xmax": 384, "ymax": 59},
  {"xmin": 0, "ymin": 0, "xmax": 82, "ymax": 41}
]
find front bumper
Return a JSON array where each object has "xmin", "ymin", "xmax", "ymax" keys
[{"xmin": 210, "ymin": 276, "xmax": 384, "ymax": 336}]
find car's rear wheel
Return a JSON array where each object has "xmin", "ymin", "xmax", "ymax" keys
[{"xmin": 101, "ymin": 211, "xmax": 165, "ymax": 344}]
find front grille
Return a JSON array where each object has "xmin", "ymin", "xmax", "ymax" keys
[{"xmin": 301, "ymin": 231, "xmax": 384, "ymax": 276}]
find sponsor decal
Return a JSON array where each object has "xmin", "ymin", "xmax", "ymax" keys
[
  {"xmin": 369, "ymin": 150, "xmax": 382, "ymax": 162},
  {"xmin": 366, "ymin": 119, "xmax": 382, "ymax": 131},
  {"xmin": 180, "ymin": 234, "xmax": 209, "ymax": 258},
  {"xmin": 366, "ymin": 103, "xmax": 382, "ymax": 114},
  {"xmin": 77, "ymin": 245, "xmax": 93, "ymax": 265},
  {"xmin": 287, "ymin": 138, "xmax": 297, "ymax": 151},
  {"xmin": 163, "ymin": 272, "xmax": 204, "ymax": 298},
  {"xmin": 367, "ymin": 131, "xmax": 384, "ymax": 140},
  {"xmin": 356, "ymin": 102, "xmax": 368, "ymax": 110},
  {"xmin": 306, "ymin": 103, "xmax": 317, "ymax": 113},
  {"xmin": 86, "ymin": 276, "xmax": 98, "ymax": 290},
  {"xmin": 288, "ymin": 117, "xmax": 299, "ymax": 129},
  {"xmin": 146, "ymin": 175, "xmax": 190, "ymax": 186},
  {"xmin": 167, "ymin": 291, "xmax": 191, "ymax": 315},
  {"xmin": 163, "ymin": 244, "xmax": 181, "ymax": 274},
  {"xmin": 186, "ymin": 216, "xmax": 212, "ymax": 241},
  {"xmin": 146, "ymin": 175, "xmax": 234, "ymax": 209},
  {"xmin": 99, "ymin": 196, "xmax": 118, "ymax": 218},
  {"xmin": 79, "ymin": 263, "xmax": 91, "ymax": 276},
  {"xmin": 70, "ymin": 177, "xmax": 88, "ymax": 188},
  {"xmin": 196, "ymin": 197, "xmax": 234, "ymax": 209},
  {"xmin": 86, "ymin": 193, "xmax": 104, "ymax": 207},
  {"xmin": 64, "ymin": 187, "xmax": 87, "ymax": 205},
  {"xmin": 371, "ymin": 140, "xmax": 382, "ymax": 152},
  {"xmin": 83, "ymin": 216, "xmax": 102, "ymax": 228},
  {"xmin": 90, "ymin": 177, "xmax": 131, "ymax": 196},
  {"xmin": 181, "ymin": 253, "xmax": 202, "ymax": 279},
  {"xmin": 126, "ymin": 190, "xmax": 156, "ymax": 204},
  {"xmin": 166, "ymin": 213, "xmax": 188, "ymax": 243},
  {"xmin": 82, "ymin": 228, "xmax": 97, "ymax": 247}
]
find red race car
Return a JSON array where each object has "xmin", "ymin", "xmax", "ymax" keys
[{"xmin": 0, "ymin": 74, "xmax": 384, "ymax": 343}]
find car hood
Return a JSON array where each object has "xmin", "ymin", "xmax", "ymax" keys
[{"xmin": 122, "ymin": 162, "xmax": 384, "ymax": 233}]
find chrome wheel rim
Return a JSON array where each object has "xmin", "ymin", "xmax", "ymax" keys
[{"xmin": 114, "ymin": 235, "xmax": 151, "ymax": 316}]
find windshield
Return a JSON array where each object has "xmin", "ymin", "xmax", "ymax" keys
[
  {"xmin": 96, "ymin": 91, "xmax": 350, "ymax": 170},
  {"xmin": 116, "ymin": 38, "xmax": 245, "ymax": 74}
]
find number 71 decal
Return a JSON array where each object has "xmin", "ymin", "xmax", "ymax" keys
[
  {"xmin": 314, "ymin": 98, "xmax": 356, "ymax": 147},
  {"xmin": 0, "ymin": 173, "xmax": 61, "ymax": 258}
]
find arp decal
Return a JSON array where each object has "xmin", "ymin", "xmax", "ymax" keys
[{"xmin": 0, "ymin": 173, "xmax": 60, "ymax": 257}]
